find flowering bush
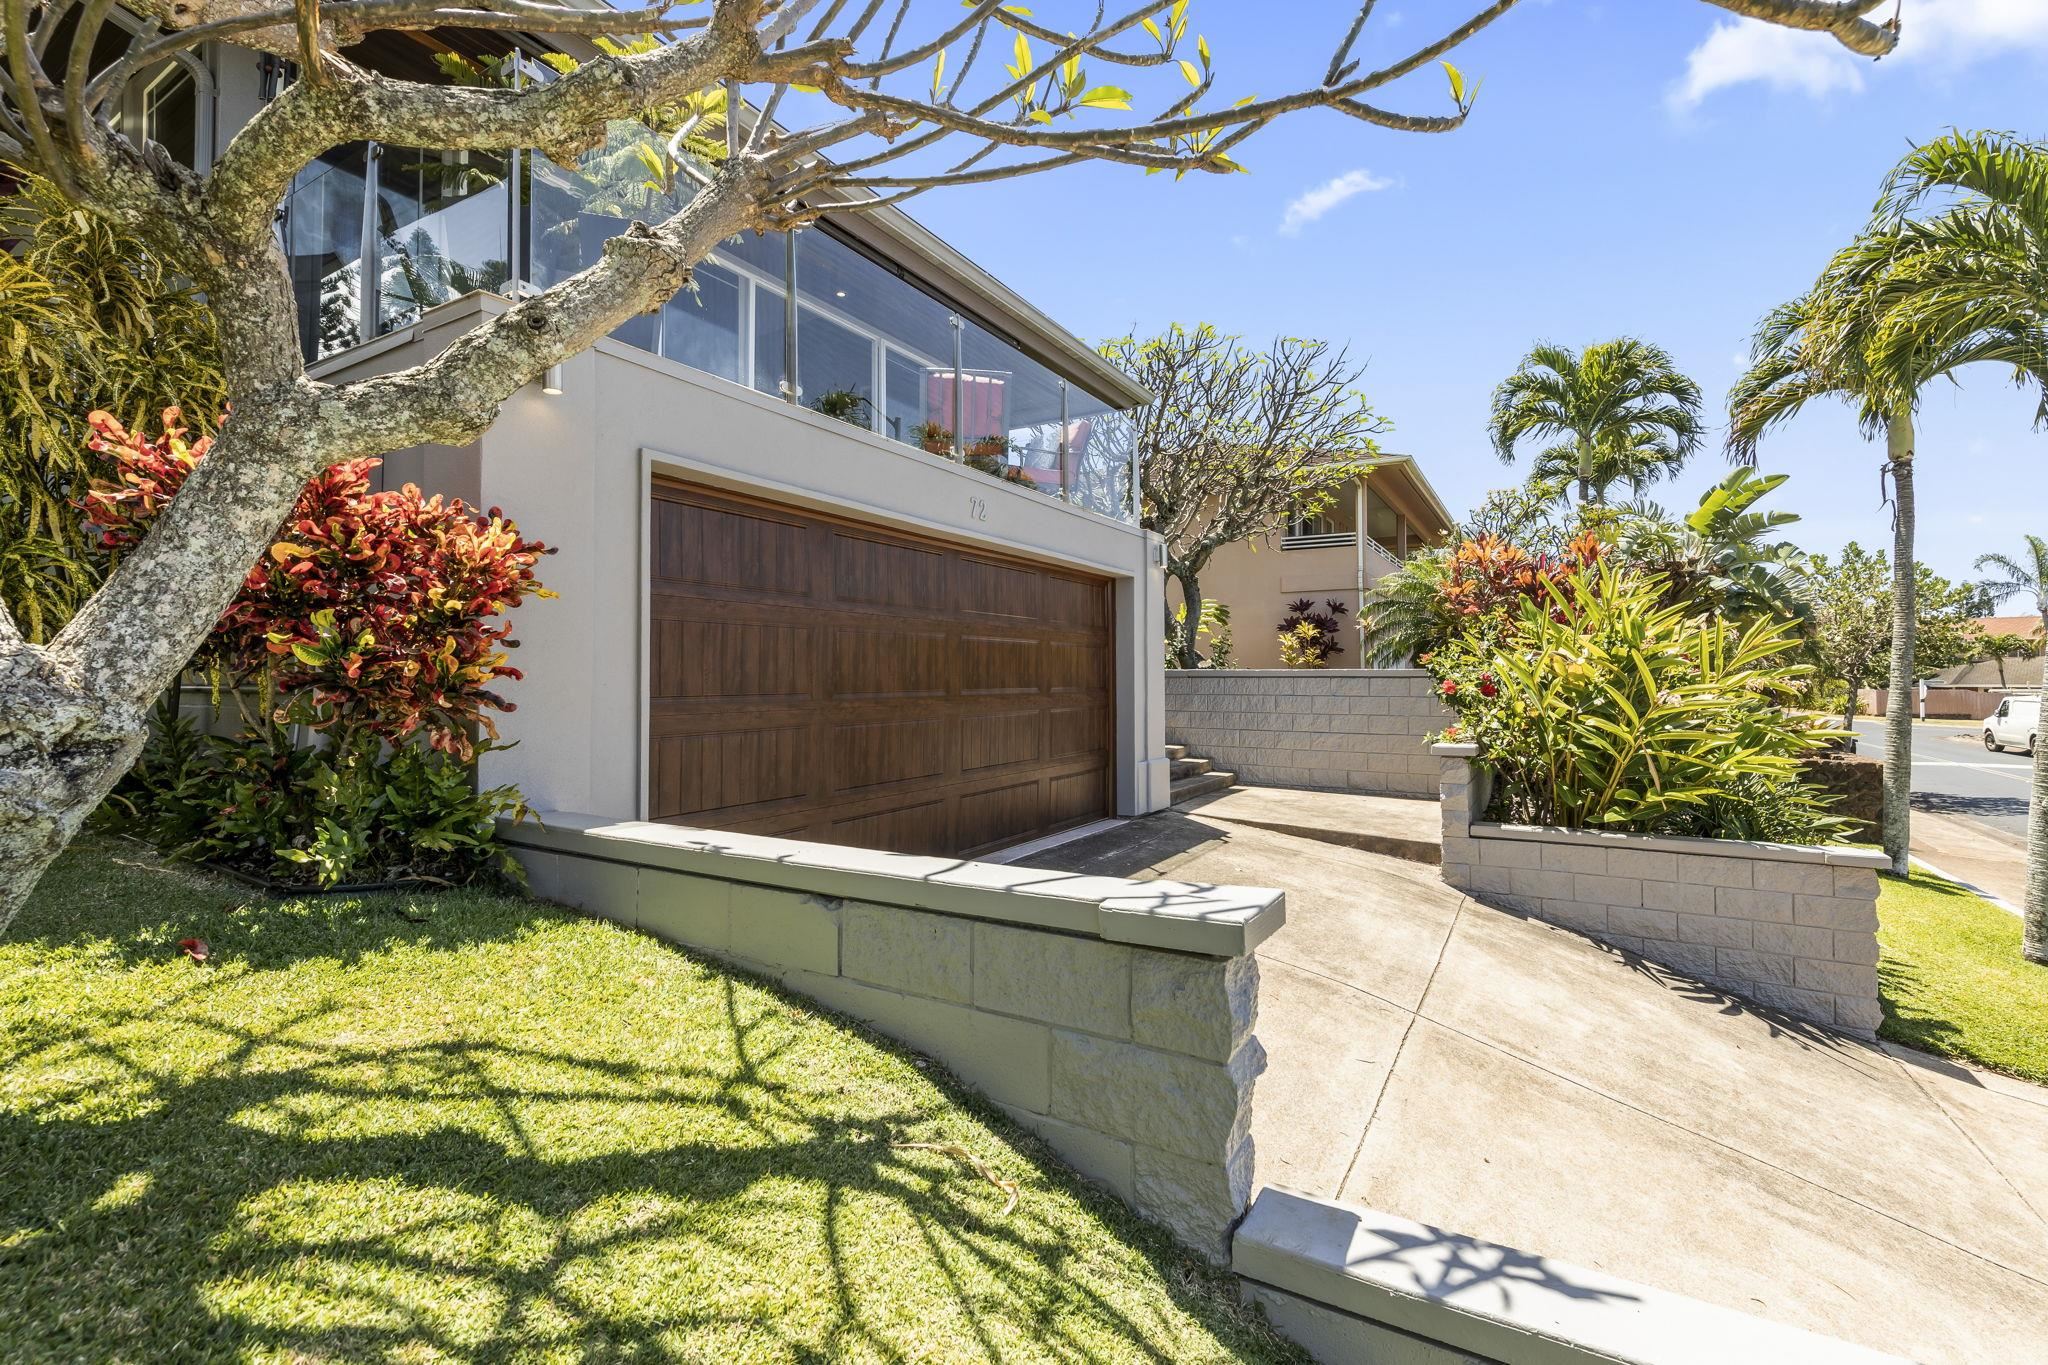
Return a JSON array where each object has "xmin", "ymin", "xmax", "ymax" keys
[
  {"xmin": 1426, "ymin": 560, "xmax": 1845, "ymax": 842},
  {"xmin": 84, "ymin": 408, "xmax": 552, "ymax": 757},
  {"xmin": 1440, "ymin": 531, "xmax": 1603, "ymax": 623},
  {"xmin": 84, "ymin": 409, "xmax": 552, "ymax": 888}
]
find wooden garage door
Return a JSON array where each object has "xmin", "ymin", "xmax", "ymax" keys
[{"xmin": 648, "ymin": 481, "xmax": 1116, "ymax": 858}]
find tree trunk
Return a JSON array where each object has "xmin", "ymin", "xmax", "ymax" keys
[
  {"xmin": 2027, "ymin": 628, "xmax": 2048, "ymax": 963},
  {"xmin": 1881, "ymin": 412, "xmax": 1916, "ymax": 877},
  {"xmin": 0, "ymin": 412, "xmax": 317, "ymax": 931}
]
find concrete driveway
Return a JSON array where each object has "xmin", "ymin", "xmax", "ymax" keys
[{"xmin": 1038, "ymin": 807, "xmax": 2048, "ymax": 1365}]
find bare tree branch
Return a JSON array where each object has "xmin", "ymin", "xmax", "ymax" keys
[
  {"xmin": 1699, "ymin": 0, "xmax": 1897, "ymax": 57},
  {"xmin": 85, "ymin": 0, "xmax": 704, "ymax": 110}
]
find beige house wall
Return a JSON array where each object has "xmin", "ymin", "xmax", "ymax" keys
[
  {"xmin": 313, "ymin": 294, "xmax": 1173, "ymax": 828},
  {"xmin": 1176, "ymin": 464, "xmax": 1450, "ymax": 670}
]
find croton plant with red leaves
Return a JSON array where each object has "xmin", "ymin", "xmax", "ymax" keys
[{"xmin": 83, "ymin": 408, "xmax": 551, "ymax": 758}]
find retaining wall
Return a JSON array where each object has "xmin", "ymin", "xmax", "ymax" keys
[
  {"xmin": 1233, "ymin": 1189, "xmax": 1906, "ymax": 1365},
  {"xmin": 1165, "ymin": 670, "xmax": 1452, "ymax": 797},
  {"xmin": 1434, "ymin": 745, "xmax": 1888, "ymax": 1036},
  {"xmin": 500, "ymin": 811, "xmax": 1283, "ymax": 1260}
]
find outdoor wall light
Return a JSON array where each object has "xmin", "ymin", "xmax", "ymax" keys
[{"xmin": 540, "ymin": 365, "xmax": 563, "ymax": 395}]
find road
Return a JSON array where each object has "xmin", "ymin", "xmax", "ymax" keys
[{"xmin": 1850, "ymin": 717, "xmax": 2034, "ymax": 840}]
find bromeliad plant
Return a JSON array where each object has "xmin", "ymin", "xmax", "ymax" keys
[
  {"xmin": 1430, "ymin": 560, "xmax": 1846, "ymax": 842},
  {"xmin": 82, "ymin": 409, "xmax": 552, "ymax": 887}
]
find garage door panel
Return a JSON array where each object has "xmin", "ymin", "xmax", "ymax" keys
[
  {"xmin": 960, "ymin": 710, "xmax": 1043, "ymax": 773},
  {"xmin": 957, "ymin": 780, "xmax": 1043, "ymax": 854},
  {"xmin": 1048, "ymin": 769, "xmax": 1109, "ymax": 828},
  {"xmin": 650, "ymin": 481, "xmax": 1114, "ymax": 857},
  {"xmin": 958, "ymin": 634, "xmax": 1041, "ymax": 696},
  {"xmin": 1037, "ymin": 573, "xmax": 1110, "ymax": 630},
  {"xmin": 831, "ymin": 717, "xmax": 951, "ymax": 794},
  {"xmin": 830, "ymin": 626, "xmax": 949, "ymax": 700},
  {"xmin": 834, "ymin": 533, "xmax": 949, "ymax": 611},
  {"xmin": 956, "ymin": 556, "xmax": 1042, "ymax": 619},
  {"xmin": 652, "ymin": 617, "xmax": 808, "ymax": 703},
  {"xmin": 1045, "ymin": 641, "xmax": 1110, "ymax": 695},
  {"xmin": 830, "ymin": 799, "xmax": 953, "ymax": 857},
  {"xmin": 654, "ymin": 498, "xmax": 810, "ymax": 596},
  {"xmin": 1048, "ymin": 705, "xmax": 1109, "ymax": 758},
  {"xmin": 652, "ymin": 725, "xmax": 809, "ymax": 820}
]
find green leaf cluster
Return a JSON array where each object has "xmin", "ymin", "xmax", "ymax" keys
[
  {"xmin": 99, "ymin": 700, "xmax": 533, "ymax": 891},
  {"xmin": 1432, "ymin": 561, "xmax": 1848, "ymax": 843},
  {"xmin": 0, "ymin": 171, "xmax": 225, "ymax": 640}
]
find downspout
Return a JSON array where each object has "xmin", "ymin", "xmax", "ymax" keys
[{"xmin": 1354, "ymin": 476, "xmax": 1367, "ymax": 671}]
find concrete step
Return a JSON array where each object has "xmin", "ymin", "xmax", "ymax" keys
[
  {"xmin": 1170, "ymin": 756, "xmax": 1213, "ymax": 779},
  {"xmin": 1171, "ymin": 769, "xmax": 1236, "ymax": 804},
  {"xmin": 1164, "ymin": 743, "xmax": 1187, "ymax": 761}
]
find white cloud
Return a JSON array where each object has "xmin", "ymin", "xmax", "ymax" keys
[
  {"xmin": 1909, "ymin": 0, "xmax": 2048, "ymax": 63},
  {"xmin": 1669, "ymin": 19, "xmax": 1864, "ymax": 110},
  {"xmin": 1670, "ymin": 0, "xmax": 2048, "ymax": 110},
  {"xmin": 1278, "ymin": 168, "xmax": 1392, "ymax": 236}
]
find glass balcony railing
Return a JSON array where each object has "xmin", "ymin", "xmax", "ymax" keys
[{"xmin": 278, "ymin": 111, "xmax": 1139, "ymax": 524}]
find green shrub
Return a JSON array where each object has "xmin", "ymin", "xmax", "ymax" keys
[
  {"xmin": 1431, "ymin": 561, "xmax": 1847, "ymax": 842},
  {"xmin": 102, "ymin": 700, "xmax": 531, "ymax": 890}
]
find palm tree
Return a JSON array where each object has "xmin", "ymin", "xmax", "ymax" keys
[
  {"xmin": 1868, "ymin": 132, "xmax": 2048, "ymax": 962},
  {"xmin": 1489, "ymin": 340, "xmax": 1705, "ymax": 506},
  {"xmin": 1975, "ymin": 632, "xmax": 2037, "ymax": 688},
  {"xmin": 1974, "ymin": 536, "xmax": 2048, "ymax": 647},
  {"xmin": 1728, "ymin": 237, "xmax": 1932, "ymax": 877}
]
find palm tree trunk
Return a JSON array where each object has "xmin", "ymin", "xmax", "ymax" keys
[
  {"xmin": 2028, "ymin": 622, "xmax": 2048, "ymax": 963},
  {"xmin": 1881, "ymin": 412, "xmax": 1916, "ymax": 876}
]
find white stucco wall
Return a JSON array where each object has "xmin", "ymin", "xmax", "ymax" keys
[{"xmin": 320, "ymin": 296, "xmax": 1169, "ymax": 829}]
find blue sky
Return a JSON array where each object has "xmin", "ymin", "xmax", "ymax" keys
[{"xmin": 893, "ymin": 0, "xmax": 2048, "ymax": 583}]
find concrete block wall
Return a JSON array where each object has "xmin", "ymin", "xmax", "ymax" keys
[
  {"xmin": 502, "ymin": 812, "xmax": 1284, "ymax": 1260},
  {"xmin": 1165, "ymin": 670, "xmax": 1453, "ymax": 797},
  {"xmin": 1434, "ymin": 744, "xmax": 1888, "ymax": 1037}
]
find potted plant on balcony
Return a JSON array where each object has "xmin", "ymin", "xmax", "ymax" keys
[
  {"xmin": 914, "ymin": 420, "xmax": 954, "ymax": 457},
  {"xmin": 813, "ymin": 388, "xmax": 873, "ymax": 430}
]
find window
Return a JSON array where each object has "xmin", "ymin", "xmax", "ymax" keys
[
  {"xmin": 659, "ymin": 262, "xmax": 743, "ymax": 383},
  {"xmin": 143, "ymin": 63, "xmax": 198, "ymax": 167}
]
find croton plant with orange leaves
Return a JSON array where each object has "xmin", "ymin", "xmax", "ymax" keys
[{"xmin": 82, "ymin": 408, "xmax": 551, "ymax": 758}]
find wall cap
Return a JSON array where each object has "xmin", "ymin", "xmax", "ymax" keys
[
  {"xmin": 1233, "ymin": 1188, "xmax": 1907, "ymax": 1365},
  {"xmin": 1430, "ymin": 742, "xmax": 1481, "ymax": 758},
  {"xmin": 502, "ymin": 811, "xmax": 1284, "ymax": 958},
  {"xmin": 1470, "ymin": 821, "xmax": 1890, "ymax": 869}
]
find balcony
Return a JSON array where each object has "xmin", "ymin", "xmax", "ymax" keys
[{"xmin": 279, "ymin": 115, "xmax": 1139, "ymax": 523}]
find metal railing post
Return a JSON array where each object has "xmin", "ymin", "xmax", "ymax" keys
[
  {"xmin": 358, "ymin": 141, "xmax": 381, "ymax": 346},
  {"xmin": 949, "ymin": 315, "xmax": 964, "ymax": 459},
  {"xmin": 783, "ymin": 228, "xmax": 799, "ymax": 404},
  {"xmin": 1057, "ymin": 380, "xmax": 1071, "ymax": 500},
  {"xmin": 507, "ymin": 61, "xmax": 523, "ymax": 297}
]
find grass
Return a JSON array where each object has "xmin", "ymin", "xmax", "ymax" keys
[
  {"xmin": 0, "ymin": 835, "xmax": 1302, "ymax": 1364},
  {"xmin": 1878, "ymin": 869, "xmax": 2048, "ymax": 1086}
]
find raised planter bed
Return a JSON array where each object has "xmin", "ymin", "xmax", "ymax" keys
[{"xmin": 1432, "ymin": 742, "xmax": 1887, "ymax": 1036}]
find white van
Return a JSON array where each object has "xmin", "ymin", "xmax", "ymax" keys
[{"xmin": 1983, "ymin": 695, "xmax": 2040, "ymax": 755}]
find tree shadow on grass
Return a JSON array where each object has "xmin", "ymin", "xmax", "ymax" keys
[{"xmin": 2, "ymin": 842, "xmax": 1291, "ymax": 1364}]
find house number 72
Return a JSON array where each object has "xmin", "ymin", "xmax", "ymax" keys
[{"xmin": 968, "ymin": 496, "xmax": 988, "ymax": 522}]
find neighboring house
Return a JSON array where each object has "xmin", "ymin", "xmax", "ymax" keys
[
  {"xmin": 1187, "ymin": 455, "xmax": 1454, "ymax": 669},
  {"xmin": 1966, "ymin": 615, "xmax": 2046, "ymax": 643},
  {"xmin": 149, "ymin": 25, "xmax": 1168, "ymax": 860}
]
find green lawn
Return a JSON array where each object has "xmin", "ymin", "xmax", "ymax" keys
[
  {"xmin": 1878, "ymin": 870, "xmax": 2048, "ymax": 1086},
  {"xmin": 0, "ymin": 835, "xmax": 1301, "ymax": 1364}
]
